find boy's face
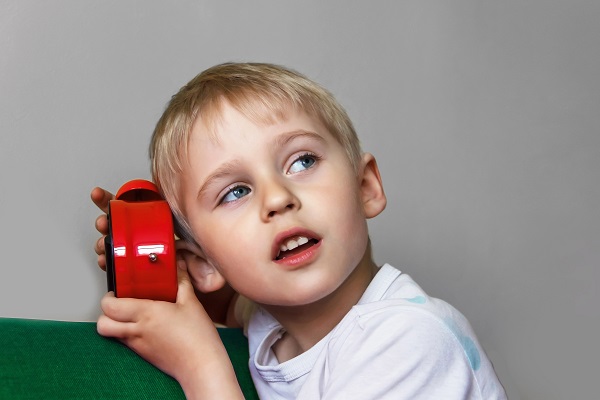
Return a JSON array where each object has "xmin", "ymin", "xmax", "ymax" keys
[{"xmin": 179, "ymin": 101, "xmax": 373, "ymax": 306}]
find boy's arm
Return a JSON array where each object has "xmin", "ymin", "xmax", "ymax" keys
[
  {"xmin": 97, "ymin": 264, "xmax": 244, "ymax": 399},
  {"xmin": 92, "ymin": 187, "xmax": 245, "ymax": 397}
]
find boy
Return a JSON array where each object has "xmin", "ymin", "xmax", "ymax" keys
[{"xmin": 92, "ymin": 62, "xmax": 506, "ymax": 399}]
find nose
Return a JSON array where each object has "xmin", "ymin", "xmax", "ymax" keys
[{"xmin": 260, "ymin": 177, "xmax": 299, "ymax": 221}]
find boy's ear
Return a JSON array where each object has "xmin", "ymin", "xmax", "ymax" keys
[
  {"xmin": 358, "ymin": 153, "xmax": 387, "ymax": 219},
  {"xmin": 176, "ymin": 241, "xmax": 226, "ymax": 293}
]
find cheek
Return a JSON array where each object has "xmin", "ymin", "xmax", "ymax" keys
[
  {"xmin": 312, "ymin": 177, "xmax": 369, "ymax": 242},
  {"xmin": 193, "ymin": 215, "xmax": 256, "ymax": 266},
  {"xmin": 314, "ymin": 172, "xmax": 365, "ymax": 221}
]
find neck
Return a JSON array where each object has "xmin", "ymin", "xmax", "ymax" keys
[{"xmin": 261, "ymin": 255, "xmax": 378, "ymax": 362}]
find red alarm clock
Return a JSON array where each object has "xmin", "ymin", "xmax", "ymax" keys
[{"xmin": 104, "ymin": 179, "xmax": 178, "ymax": 302}]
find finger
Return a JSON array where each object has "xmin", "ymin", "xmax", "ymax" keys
[
  {"xmin": 97, "ymin": 314, "xmax": 137, "ymax": 339},
  {"xmin": 100, "ymin": 292, "xmax": 150, "ymax": 323},
  {"xmin": 176, "ymin": 260, "xmax": 195, "ymax": 303},
  {"xmin": 95, "ymin": 214, "xmax": 109, "ymax": 235},
  {"xmin": 95, "ymin": 237, "xmax": 108, "ymax": 270},
  {"xmin": 90, "ymin": 187, "xmax": 115, "ymax": 214},
  {"xmin": 97, "ymin": 254, "xmax": 107, "ymax": 271},
  {"xmin": 95, "ymin": 236, "xmax": 107, "ymax": 255}
]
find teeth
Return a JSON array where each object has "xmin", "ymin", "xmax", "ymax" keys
[
  {"xmin": 297, "ymin": 236, "xmax": 309, "ymax": 246},
  {"xmin": 279, "ymin": 236, "xmax": 309, "ymax": 252}
]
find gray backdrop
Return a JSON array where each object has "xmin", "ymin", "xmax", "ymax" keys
[{"xmin": 1, "ymin": 1, "xmax": 598, "ymax": 399}]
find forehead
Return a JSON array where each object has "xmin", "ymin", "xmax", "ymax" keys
[{"xmin": 190, "ymin": 98, "xmax": 325, "ymax": 145}]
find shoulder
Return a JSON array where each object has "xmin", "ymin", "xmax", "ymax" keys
[
  {"xmin": 334, "ymin": 299, "xmax": 478, "ymax": 368},
  {"xmin": 313, "ymin": 286, "xmax": 506, "ymax": 399},
  {"xmin": 307, "ymin": 305, "xmax": 484, "ymax": 399},
  {"xmin": 350, "ymin": 264, "xmax": 483, "ymax": 369}
]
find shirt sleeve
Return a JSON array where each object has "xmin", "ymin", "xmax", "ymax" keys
[{"xmin": 306, "ymin": 306, "xmax": 488, "ymax": 400}]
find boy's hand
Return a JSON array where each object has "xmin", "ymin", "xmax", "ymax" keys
[
  {"xmin": 91, "ymin": 187, "xmax": 115, "ymax": 271},
  {"xmin": 97, "ymin": 262, "xmax": 243, "ymax": 398}
]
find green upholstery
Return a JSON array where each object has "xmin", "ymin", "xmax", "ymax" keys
[{"xmin": 0, "ymin": 318, "xmax": 258, "ymax": 399}]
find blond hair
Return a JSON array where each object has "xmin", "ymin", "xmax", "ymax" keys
[{"xmin": 149, "ymin": 62, "xmax": 362, "ymax": 242}]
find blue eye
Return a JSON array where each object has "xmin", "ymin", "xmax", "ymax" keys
[
  {"xmin": 288, "ymin": 154, "xmax": 317, "ymax": 174},
  {"xmin": 221, "ymin": 185, "xmax": 251, "ymax": 203}
]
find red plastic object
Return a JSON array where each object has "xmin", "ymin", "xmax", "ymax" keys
[{"xmin": 104, "ymin": 179, "xmax": 177, "ymax": 302}]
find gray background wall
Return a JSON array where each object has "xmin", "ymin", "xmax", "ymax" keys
[{"xmin": 1, "ymin": 1, "xmax": 598, "ymax": 399}]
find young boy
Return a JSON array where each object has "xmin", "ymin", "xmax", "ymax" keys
[{"xmin": 92, "ymin": 62, "xmax": 506, "ymax": 399}]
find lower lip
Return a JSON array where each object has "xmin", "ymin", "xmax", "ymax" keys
[{"xmin": 274, "ymin": 240, "xmax": 322, "ymax": 269}]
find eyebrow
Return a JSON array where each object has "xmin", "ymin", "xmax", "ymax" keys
[
  {"xmin": 196, "ymin": 160, "xmax": 243, "ymax": 201},
  {"xmin": 196, "ymin": 130, "xmax": 327, "ymax": 200},
  {"xmin": 275, "ymin": 130, "xmax": 327, "ymax": 148}
]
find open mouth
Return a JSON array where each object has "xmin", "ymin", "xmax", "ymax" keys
[{"xmin": 275, "ymin": 235, "xmax": 320, "ymax": 261}]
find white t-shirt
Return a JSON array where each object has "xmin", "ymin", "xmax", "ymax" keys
[{"xmin": 245, "ymin": 264, "xmax": 507, "ymax": 399}]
